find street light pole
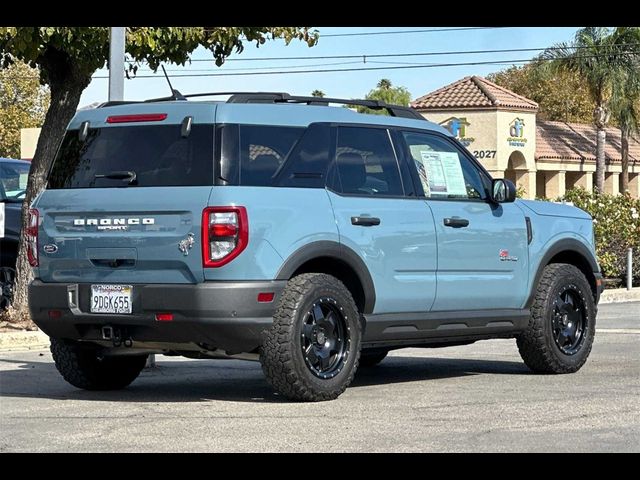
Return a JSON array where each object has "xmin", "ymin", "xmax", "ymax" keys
[{"xmin": 108, "ymin": 27, "xmax": 125, "ymax": 102}]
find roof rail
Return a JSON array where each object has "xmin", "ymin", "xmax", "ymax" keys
[
  {"xmin": 276, "ymin": 95, "xmax": 425, "ymax": 120},
  {"xmin": 97, "ymin": 91, "xmax": 426, "ymax": 121}
]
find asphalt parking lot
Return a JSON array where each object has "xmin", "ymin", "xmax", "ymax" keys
[{"xmin": 1, "ymin": 302, "xmax": 638, "ymax": 452}]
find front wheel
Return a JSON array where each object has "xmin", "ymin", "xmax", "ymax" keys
[
  {"xmin": 51, "ymin": 339, "xmax": 147, "ymax": 390},
  {"xmin": 517, "ymin": 263, "xmax": 596, "ymax": 374},
  {"xmin": 260, "ymin": 273, "xmax": 362, "ymax": 401}
]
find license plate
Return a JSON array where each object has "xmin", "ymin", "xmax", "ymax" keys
[{"xmin": 90, "ymin": 285, "xmax": 132, "ymax": 314}]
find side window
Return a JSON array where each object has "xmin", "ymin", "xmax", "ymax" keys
[
  {"xmin": 334, "ymin": 127, "xmax": 403, "ymax": 197},
  {"xmin": 238, "ymin": 125, "xmax": 304, "ymax": 186},
  {"xmin": 401, "ymin": 131, "xmax": 490, "ymax": 200},
  {"xmin": 276, "ymin": 123, "xmax": 332, "ymax": 188}
]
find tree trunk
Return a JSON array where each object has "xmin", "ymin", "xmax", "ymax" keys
[
  {"xmin": 593, "ymin": 105, "xmax": 610, "ymax": 194},
  {"xmin": 620, "ymin": 127, "xmax": 629, "ymax": 194},
  {"xmin": 595, "ymin": 127, "xmax": 606, "ymax": 193},
  {"xmin": 5, "ymin": 71, "xmax": 91, "ymax": 323}
]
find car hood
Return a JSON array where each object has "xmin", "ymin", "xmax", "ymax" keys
[{"xmin": 516, "ymin": 199, "xmax": 592, "ymax": 220}]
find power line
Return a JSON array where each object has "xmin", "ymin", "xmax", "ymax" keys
[
  {"xmin": 141, "ymin": 42, "xmax": 640, "ymax": 66},
  {"xmin": 89, "ymin": 52, "xmax": 640, "ymax": 79}
]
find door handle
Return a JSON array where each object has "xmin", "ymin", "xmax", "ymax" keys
[
  {"xmin": 351, "ymin": 216, "xmax": 381, "ymax": 227},
  {"xmin": 443, "ymin": 217, "xmax": 469, "ymax": 228}
]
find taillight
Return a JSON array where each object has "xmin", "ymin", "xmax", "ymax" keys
[
  {"xmin": 26, "ymin": 208, "xmax": 39, "ymax": 267},
  {"xmin": 202, "ymin": 206, "xmax": 248, "ymax": 268}
]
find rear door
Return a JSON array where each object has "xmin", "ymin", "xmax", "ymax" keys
[
  {"xmin": 327, "ymin": 125, "xmax": 437, "ymax": 314},
  {"xmin": 35, "ymin": 105, "xmax": 215, "ymax": 284}
]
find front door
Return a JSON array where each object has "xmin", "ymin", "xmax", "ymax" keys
[
  {"xmin": 327, "ymin": 125, "xmax": 437, "ymax": 314},
  {"xmin": 399, "ymin": 130, "xmax": 529, "ymax": 311}
]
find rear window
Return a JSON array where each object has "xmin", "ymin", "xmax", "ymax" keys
[{"xmin": 47, "ymin": 124, "xmax": 213, "ymax": 189}]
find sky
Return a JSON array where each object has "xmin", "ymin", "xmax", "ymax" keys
[{"xmin": 78, "ymin": 27, "xmax": 581, "ymax": 107}]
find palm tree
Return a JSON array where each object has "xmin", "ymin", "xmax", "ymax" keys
[
  {"xmin": 311, "ymin": 89, "xmax": 325, "ymax": 98},
  {"xmin": 377, "ymin": 78, "xmax": 392, "ymax": 90},
  {"xmin": 543, "ymin": 27, "xmax": 639, "ymax": 192},
  {"xmin": 610, "ymin": 28, "xmax": 640, "ymax": 193},
  {"xmin": 611, "ymin": 79, "xmax": 640, "ymax": 194}
]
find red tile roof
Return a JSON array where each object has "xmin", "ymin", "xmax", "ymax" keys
[
  {"xmin": 411, "ymin": 76, "xmax": 538, "ymax": 111},
  {"xmin": 536, "ymin": 120, "xmax": 640, "ymax": 164}
]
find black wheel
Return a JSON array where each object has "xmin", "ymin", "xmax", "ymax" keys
[
  {"xmin": 260, "ymin": 273, "xmax": 362, "ymax": 401},
  {"xmin": 517, "ymin": 263, "xmax": 596, "ymax": 374},
  {"xmin": 359, "ymin": 350, "xmax": 388, "ymax": 367},
  {"xmin": 0, "ymin": 266, "xmax": 15, "ymax": 309},
  {"xmin": 51, "ymin": 339, "xmax": 147, "ymax": 390}
]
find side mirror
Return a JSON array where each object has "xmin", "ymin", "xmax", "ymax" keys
[{"xmin": 491, "ymin": 178, "xmax": 516, "ymax": 203}]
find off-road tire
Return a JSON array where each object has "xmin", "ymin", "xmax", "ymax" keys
[
  {"xmin": 359, "ymin": 350, "xmax": 388, "ymax": 367},
  {"xmin": 517, "ymin": 263, "xmax": 596, "ymax": 374},
  {"xmin": 260, "ymin": 273, "xmax": 362, "ymax": 401},
  {"xmin": 51, "ymin": 339, "xmax": 147, "ymax": 390}
]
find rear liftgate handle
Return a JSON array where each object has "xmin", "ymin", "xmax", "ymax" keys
[{"xmin": 351, "ymin": 216, "xmax": 381, "ymax": 227}]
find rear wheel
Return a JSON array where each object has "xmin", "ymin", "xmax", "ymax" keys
[
  {"xmin": 51, "ymin": 339, "xmax": 147, "ymax": 390},
  {"xmin": 517, "ymin": 263, "xmax": 596, "ymax": 374},
  {"xmin": 260, "ymin": 273, "xmax": 362, "ymax": 401},
  {"xmin": 359, "ymin": 350, "xmax": 388, "ymax": 367}
]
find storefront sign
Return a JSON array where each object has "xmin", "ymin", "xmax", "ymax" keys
[
  {"xmin": 508, "ymin": 118, "xmax": 527, "ymax": 147},
  {"xmin": 440, "ymin": 117, "xmax": 475, "ymax": 146}
]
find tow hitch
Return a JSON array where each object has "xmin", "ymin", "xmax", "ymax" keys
[{"xmin": 101, "ymin": 326, "xmax": 133, "ymax": 347}]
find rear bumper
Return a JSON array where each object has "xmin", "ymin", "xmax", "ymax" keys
[{"xmin": 28, "ymin": 279, "xmax": 286, "ymax": 353}]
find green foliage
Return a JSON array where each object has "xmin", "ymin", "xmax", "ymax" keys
[
  {"xmin": 541, "ymin": 27, "xmax": 640, "ymax": 125},
  {"xmin": 0, "ymin": 60, "xmax": 49, "ymax": 158},
  {"xmin": 0, "ymin": 27, "xmax": 319, "ymax": 85},
  {"xmin": 515, "ymin": 185, "xmax": 527, "ymax": 199},
  {"xmin": 487, "ymin": 62, "xmax": 594, "ymax": 123},
  {"xmin": 561, "ymin": 188, "xmax": 640, "ymax": 280},
  {"xmin": 311, "ymin": 89, "xmax": 325, "ymax": 98},
  {"xmin": 609, "ymin": 28, "xmax": 640, "ymax": 140},
  {"xmin": 356, "ymin": 78, "xmax": 411, "ymax": 115}
]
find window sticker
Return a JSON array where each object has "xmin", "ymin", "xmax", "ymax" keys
[
  {"xmin": 411, "ymin": 147, "xmax": 467, "ymax": 197},
  {"xmin": 19, "ymin": 173, "xmax": 29, "ymax": 189}
]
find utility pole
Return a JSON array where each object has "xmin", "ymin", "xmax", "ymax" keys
[{"xmin": 108, "ymin": 27, "xmax": 125, "ymax": 102}]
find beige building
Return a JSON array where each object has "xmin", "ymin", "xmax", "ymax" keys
[{"xmin": 411, "ymin": 76, "xmax": 640, "ymax": 199}]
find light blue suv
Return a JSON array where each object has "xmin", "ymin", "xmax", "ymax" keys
[{"xmin": 28, "ymin": 92, "xmax": 603, "ymax": 401}]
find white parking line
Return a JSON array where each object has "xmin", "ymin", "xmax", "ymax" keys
[{"xmin": 596, "ymin": 328, "xmax": 640, "ymax": 334}]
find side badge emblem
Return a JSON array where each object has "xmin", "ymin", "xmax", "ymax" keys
[
  {"xmin": 499, "ymin": 249, "xmax": 518, "ymax": 262},
  {"xmin": 43, "ymin": 244, "xmax": 58, "ymax": 254},
  {"xmin": 178, "ymin": 233, "xmax": 195, "ymax": 256}
]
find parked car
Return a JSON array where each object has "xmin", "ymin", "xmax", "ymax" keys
[
  {"xmin": 1, "ymin": 158, "xmax": 30, "ymax": 308},
  {"xmin": 27, "ymin": 93, "xmax": 602, "ymax": 401}
]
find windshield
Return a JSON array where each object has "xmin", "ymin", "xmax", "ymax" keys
[{"xmin": 0, "ymin": 162, "xmax": 30, "ymax": 202}]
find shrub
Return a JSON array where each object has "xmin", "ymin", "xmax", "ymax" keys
[{"xmin": 561, "ymin": 188, "xmax": 640, "ymax": 281}]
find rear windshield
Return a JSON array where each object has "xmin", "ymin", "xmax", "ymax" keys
[{"xmin": 48, "ymin": 124, "xmax": 213, "ymax": 189}]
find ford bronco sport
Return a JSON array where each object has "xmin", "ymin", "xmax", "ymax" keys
[{"xmin": 28, "ymin": 92, "xmax": 603, "ymax": 401}]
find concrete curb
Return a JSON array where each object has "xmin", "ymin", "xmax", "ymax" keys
[
  {"xmin": 0, "ymin": 330, "xmax": 50, "ymax": 352},
  {"xmin": 600, "ymin": 287, "xmax": 640, "ymax": 304}
]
